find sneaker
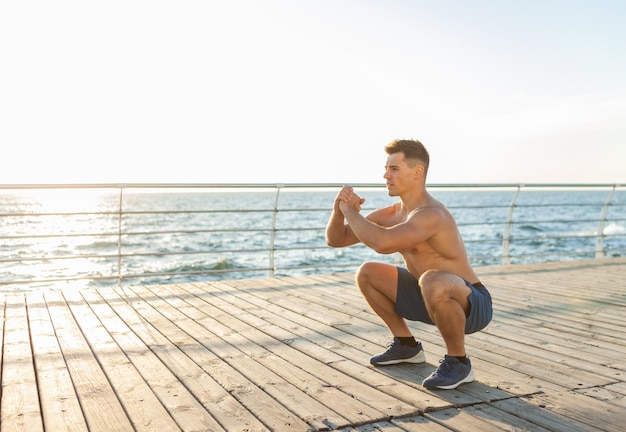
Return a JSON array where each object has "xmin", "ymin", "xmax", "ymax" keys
[
  {"xmin": 370, "ymin": 338, "xmax": 426, "ymax": 366},
  {"xmin": 422, "ymin": 355, "xmax": 475, "ymax": 389}
]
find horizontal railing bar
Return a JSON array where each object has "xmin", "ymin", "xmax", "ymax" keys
[
  {"xmin": 120, "ymin": 248, "xmax": 272, "ymax": 258},
  {"xmin": 506, "ymin": 250, "xmax": 614, "ymax": 260},
  {"xmin": 2, "ymin": 202, "xmax": 619, "ymax": 220},
  {"xmin": 3, "ymin": 234, "xmax": 624, "ymax": 261},
  {"xmin": 1, "ymin": 233, "xmax": 120, "ymax": 240},
  {"xmin": 121, "ymin": 209, "xmax": 274, "ymax": 215},
  {"xmin": 0, "ymin": 249, "xmax": 273, "ymax": 264},
  {"xmin": 1, "ymin": 182, "xmax": 621, "ymax": 189},
  {"xmin": 0, "ymin": 254, "xmax": 119, "ymax": 263},
  {"xmin": 2, "ymin": 201, "xmax": 622, "ymax": 218},
  {"xmin": 0, "ymin": 209, "xmax": 271, "ymax": 217},
  {"xmin": 0, "ymin": 275, "xmax": 119, "ymax": 286},
  {"xmin": 2, "ymin": 234, "xmax": 622, "ymax": 261},
  {"xmin": 120, "ymin": 267, "xmax": 273, "ymax": 280},
  {"xmin": 0, "ymin": 219, "xmax": 615, "ymax": 243},
  {"xmin": 510, "ymin": 233, "xmax": 625, "ymax": 242},
  {"xmin": 0, "ymin": 212, "xmax": 119, "ymax": 217},
  {"xmin": 509, "ymin": 219, "xmax": 607, "ymax": 224},
  {"xmin": 4, "ymin": 201, "xmax": 622, "ymax": 217},
  {"xmin": 1, "ymin": 228, "xmax": 274, "ymax": 241},
  {"xmin": 273, "ymin": 263, "xmax": 361, "ymax": 272}
]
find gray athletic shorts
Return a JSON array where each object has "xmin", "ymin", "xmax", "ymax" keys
[{"xmin": 394, "ymin": 267, "xmax": 492, "ymax": 334}]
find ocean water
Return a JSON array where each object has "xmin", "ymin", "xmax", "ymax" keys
[{"xmin": 1, "ymin": 187, "xmax": 625, "ymax": 291}]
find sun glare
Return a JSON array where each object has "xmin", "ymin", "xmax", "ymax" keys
[{"xmin": 17, "ymin": 188, "xmax": 118, "ymax": 214}]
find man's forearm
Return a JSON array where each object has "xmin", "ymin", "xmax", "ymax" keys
[
  {"xmin": 341, "ymin": 206, "xmax": 386, "ymax": 251},
  {"xmin": 341, "ymin": 206, "xmax": 367, "ymax": 241},
  {"xmin": 325, "ymin": 210, "xmax": 348, "ymax": 246}
]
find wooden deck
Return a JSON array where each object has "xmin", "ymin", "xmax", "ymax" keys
[{"xmin": 1, "ymin": 258, "xmax": 626, "ymax": 431}]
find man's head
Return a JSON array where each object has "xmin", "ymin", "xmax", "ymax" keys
[
  {"xmin": 383, "ymin": 139, "xmax": 430, "ymax": 196},
  {"xmin": 384, "ymin": 139, "xmax": 430, "ymax": 178}
]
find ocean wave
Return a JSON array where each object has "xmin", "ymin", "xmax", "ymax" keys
[
  {"xmin": 604, "ymin": 222, "xmax": 625, "ymax": 235},
  {"xmin": 519, "ymin": 224, "xmax": 544, "ymax": 232},
  {"xmin": 152, "ymin": 258, "xmax": 247, "ymax": 275},
  {"xmin": 76, "ymin": 241, "xmax": 118, "ymax": 251}
]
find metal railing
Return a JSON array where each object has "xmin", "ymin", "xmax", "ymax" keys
[{"xmin": 1, "ymin": 183, "xmax": 624, "ymax": 290}]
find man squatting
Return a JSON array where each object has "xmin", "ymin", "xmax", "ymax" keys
[{"xmin": 325, "ymin": 138, "xmax": 492, "ymax": 389}]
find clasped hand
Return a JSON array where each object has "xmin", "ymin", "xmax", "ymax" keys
[{"xmin": 337, "ymin": 185, "xmax": 365, "ymax": 213}]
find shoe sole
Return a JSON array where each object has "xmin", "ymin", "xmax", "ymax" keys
[
  {"xmin": 423, "ymin": 369, "xmax": 476, "ymax": 390},
  {"xmin": 371, "ymin": 350, "xmax": 426, "ymax": 366}
]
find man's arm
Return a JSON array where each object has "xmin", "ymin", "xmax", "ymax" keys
[
  {"xmin": 325, "ymin": 209, "xmax": 359, "ymax": 247},
  {"xmin": 340, "ymin": 201, "xmax": 441, "ymax": 254},
  {"xmin": 325, "ymin": 187, "xmax": 362, "ymax": 247}
]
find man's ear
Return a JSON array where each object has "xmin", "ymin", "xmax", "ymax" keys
[{"xmin": 414, "ymin": 164, "xmax": 425, "ymax": 179}]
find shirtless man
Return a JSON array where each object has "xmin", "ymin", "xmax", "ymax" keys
[{"xmin": 325, "ymin": 139, "xmax": 492, "ymax": 390}]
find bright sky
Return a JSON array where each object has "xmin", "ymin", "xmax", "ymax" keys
[{"xmin": 1, "ymin": 0, "xmax": 625, "ymax": 185}]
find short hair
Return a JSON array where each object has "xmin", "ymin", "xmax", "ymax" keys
[{"xmin": 384, "ymin": 139, "xmax": 430, "ymax": 175}]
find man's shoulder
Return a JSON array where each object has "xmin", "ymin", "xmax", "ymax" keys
[
  {"xmin": 409, "ymin": 205, "xmax": 446, "ymax": 219},
  {"xmin": 407, "ymin": 205, "xmax": 457, "ymax": 230}
]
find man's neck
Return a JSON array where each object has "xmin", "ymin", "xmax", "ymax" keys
[{"xmin": 399, "ymin": 187, "xmax": 431, "ymax": 213}]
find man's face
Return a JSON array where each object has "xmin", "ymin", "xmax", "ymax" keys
[{"xmin": 384, "ymin": 152, "xmax": 414, "ymax": 196}]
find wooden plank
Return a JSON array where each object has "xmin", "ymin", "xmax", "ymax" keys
[
  {"xmin": 336, "ymin": 417, "xmax": 453, "ymax": 432},
  {"xmin": 452, "ymin": 403, "xmax": 557, "ymax": 432},
  {"xmin": 425, "ymin": 406, "xmax": 513, "ymax": 432},
  {"xmin": 491, "ymin": 396, "xmax": 607, "ymax": 432},
  {"xmin": 117, "ymin": 284, "xmax": 312, "ymax": 431},
  {"xmin": 391, "ymin": 415, "xmax": 456, "ymax": 431},
  {"xmin": 136, "ymin": 282, "xmax": 393, "ymax": 429},
  {"xmin": 336, "ymin": 421, "xmax": 415, "ymax": 432},
  {"xmin": 464, "ymin": 331, "xmax": 617, "ymax": 388},
  {"xmin": 59, "ymin": 288, "xmax": 183, "ymax": 432},
  {"xmin": 43, "ymin": 290, "xmax": 134, "ymax": 431},
  {"xmin": 488, "ymin": 305, "xmax": 626, "ymax": 357},
  {"xmin": 521, "ymin": 390, "xmax": 626, "ymax": 432},
  {"xmin": 488, "ymin": 278, "xmax": 626, "ymax": 336},
  {"xmin": 488, "ymin": 306, "xmax": 626, "ymax": 358},
  {"xmin": 26, "ymin": 292, "xmax": 88, "ymax": 431},
  {"xmin": 0, "ymin": 294, "xmax": 43, "ymax": 432},
  {"xmin": 102, "ymin": 285, "xmax": 270, "ymax": 432},
  {"xmin": 0, "ymin": 294, "xmax": 4, "ymax": 369},
  {"xmin": 69, "ymin": 288, "xmax": 219, "ymax": 432},
  {"xmin": 579, "ymin": 382, "xmax": 626, "ymax": 408}
]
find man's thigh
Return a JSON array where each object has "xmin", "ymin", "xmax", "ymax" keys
[{"xmin": 356, "ymin": 261, "xmax": 399, "ymax": 301}]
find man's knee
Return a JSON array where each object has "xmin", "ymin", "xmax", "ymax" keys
[
  {"xmin": 419, "ymin": 270, "xmax": 459, "ymax": 301},
  {"xmin": 355, "ymin": 261, "xmax": 378, "ymax": 288},
  {"xmin": 419, "ymin": 269, "xmax": 471, "ymax": 310},
  {"xmin": 419, "ymin": 270, "xmax": 444, "ymax": 292},
  {"xmin": 355, "ymin": 262, "xmax": 396, "ymax": 295},
  {"xmin": 356, "ymin": 261, "xmax": 377, "ymax": 276}
]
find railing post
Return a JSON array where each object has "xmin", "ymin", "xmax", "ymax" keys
[
  {"xmin": 117, "ymin": 186, "xmax": 124, "ymax": 286},
  {"xmin": 502, "ymin": 185, "xmax": 522, "ymax": 265},
  {"xmin": 269, "ymin": 184, "xmax": 283, "ymax": 278},
  {"xmin": 595, "ymin": 184, "xmax": 616, "ymax": 259}
]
